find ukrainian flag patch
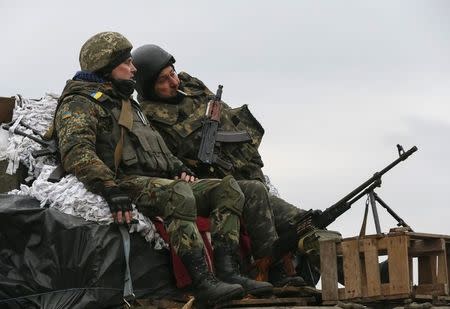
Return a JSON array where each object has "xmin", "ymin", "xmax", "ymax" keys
[{"xmin": 91, "ymin": 91, "xmax": 103, "ymax": 100}]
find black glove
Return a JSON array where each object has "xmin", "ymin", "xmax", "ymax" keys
[{"xmin": 102, "ymin": 186, "xmax": 133, "ymax": 214}]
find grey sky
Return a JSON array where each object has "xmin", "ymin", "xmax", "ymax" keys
[{"xmin": 1, "ymin": 0, "xmax": 449, "ymax": 237}]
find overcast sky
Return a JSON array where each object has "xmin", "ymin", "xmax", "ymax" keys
[{"xmin": 1, "ymin": 0, "xmax": 449, "ymax": 237}]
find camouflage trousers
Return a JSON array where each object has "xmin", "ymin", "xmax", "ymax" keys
[
  {"xmin": 237, "ymin": 181, "xmax": 306, "ymax": 259},
  {"xmin": 118, "ymin": 175, "xmax": 244, "ymax": 255},
  {"xmin": 268, "ymin": 194, "xmax": 306, "ymax": 237},
  {"xmin": 238, "ymin": 180, "xmax": 277, "ymax": 258}
]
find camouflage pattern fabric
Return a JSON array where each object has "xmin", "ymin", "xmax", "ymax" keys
[
  {"xmin": 55, "ymin": 81, "xmax": 118, "ymax": 190},
  {"xmin": 55, "ymin": 79, "xmax": 245, "ymax": 256},
  {"xmin": 118, "ymin": 175, "xmax": 243, "ymax": 254},
  {"xmin": 140, "ymin": 72, "xmax": 265, "ymax": 182},
  {"xmin": 139, "ymin": 71, "xmax": 309, "ymax": 250},
  {"xmin": 79, "ymin": 31, "xmax": 132, "ymax": 72},
  {"xmin": 238, "ymin": 180, "xmax": 278, "ymax": 258}
]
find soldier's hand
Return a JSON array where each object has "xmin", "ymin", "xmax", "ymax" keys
[
  {"xmin": 103, "ymin": 186, "xmax": 133, "ymax": 224},
  {"xmin": 175, "ymin": 171, "xmax": 196, "ymax": 183}
]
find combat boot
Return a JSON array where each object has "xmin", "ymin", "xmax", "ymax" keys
[
  {"xmin": 214, "ymin": 241, "xmax": 273, "ymax": 296},
  {"xmin": 268, "ymin": 254, "xmax": 306, "ymax": 287},
  {"xmin": 180, "ymin": 249, "xmax": 245, "ymax": 305}
]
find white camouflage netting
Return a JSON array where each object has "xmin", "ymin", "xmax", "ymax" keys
[{"xmin": 2, "ymin": 94, "xmax": 167, "ymax": 250}]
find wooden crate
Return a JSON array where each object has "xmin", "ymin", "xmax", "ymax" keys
[{"xmin": 320, "ymin": 231, "xmax": 450, "ymax": 304}]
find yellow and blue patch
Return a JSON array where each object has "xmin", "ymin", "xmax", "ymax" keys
[{"xmin": 91, "ymin": 91, "xmax": 103, "ymax": 100}]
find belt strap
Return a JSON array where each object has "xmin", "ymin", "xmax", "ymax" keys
[
  {"xmin": 114, "ymin": 100, "xmax": 134, "ymax": 176},
  {"xmin": 118, "ymin": 225, "xmax": 135, "ymax": 306}
]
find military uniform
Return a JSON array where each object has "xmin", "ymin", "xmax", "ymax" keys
[
  {"xmin": 54, "ymin": 32, "xmax": 276, "ymax": 303},
  {"xmin": 55, "ymin": 79, "xmax": 244, "ymax": 255},
  {"xmin": 139, "ymin": 72, "xmax": 306, "ymax": 257}
]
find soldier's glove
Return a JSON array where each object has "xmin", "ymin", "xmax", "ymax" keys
[{"xmin": 103, "ymin": 186, "xmax": 133, "ymax": 215}]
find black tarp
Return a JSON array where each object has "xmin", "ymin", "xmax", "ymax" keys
[{"xmin": 0, "ymin": 194, "xmax": 180, "ymax": 309}]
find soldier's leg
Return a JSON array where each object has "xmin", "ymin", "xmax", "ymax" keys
[
  {"xmin": 192, "ymin": 175, "xmax": 273, "ymax": 296},
  {"xmin": 191, "ymin": 175, "xmax": 243, "ymax": 245},
  {"xmin": 269, "ymin": 195, "xmax": 329, "ymax": 287},
  {"xmin": 238, "ymin": 180, "xmax": 278, "ymax": 259},
  {"xmin": 119, "ymin": 176, "xmax": 203, "ymax": 254},
  {"xmin": 269, "ymin": 194, "xmax": 306, "ymax": 237},
  {"xmin": 118, "ymin": 175, "xmax": 244, "ymax": 304}
]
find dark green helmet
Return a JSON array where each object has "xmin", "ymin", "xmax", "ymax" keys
[
  {"xmin": 79, "ymin": 31, "xmax": 133, "ymax": 73},
  {"xmin": 132, "ymin": 44, "xmax": 175, "ymax": 100}
]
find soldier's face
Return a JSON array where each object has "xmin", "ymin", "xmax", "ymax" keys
[
  {"xmin": 154, "ymin": 66, "xmax": 180, "ymax": 99},
  {"xmin": 111, "ymin": 57, "xmax": 136, "ymax": 80}
]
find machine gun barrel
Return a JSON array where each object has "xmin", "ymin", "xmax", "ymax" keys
[
  {"xmin": 324, "ymin": 146, "xmax": 417, "ymax": 221},
  {"xmin": 273, "ymin": 145, "xmax": 417, "ymax": 258}
]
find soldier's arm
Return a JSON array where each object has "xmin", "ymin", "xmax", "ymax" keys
[{"xmin": 55, "ymin": 96, "xmax": 117, "ymax": 192}]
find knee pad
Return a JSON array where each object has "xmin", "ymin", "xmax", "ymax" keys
[
  {"xmin": 218, "ymin": 175, "xmax": 244, "ymax": 216},
  {"xmin": 135, "ymin": 179, "xmax": 196, "ymax": 221},
  {"xmin": 169, "ymin": 180, "xmax": 197, "ymax": 221}
]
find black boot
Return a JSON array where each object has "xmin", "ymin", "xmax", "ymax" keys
[
  {"xmin": 214, "ymin": 242, "xmax": 273, "ymax": 296},
  {"xmin": 180, "ymin": 249, "xmax": 245, "ymax": 305},
  {"xmin": 269, "ymin": 254, "xmax": 306, "ymax": 287}
]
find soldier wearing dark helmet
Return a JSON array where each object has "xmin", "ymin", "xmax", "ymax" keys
[
  {"xmin": 132, "ymin": 44, "xmax": 326, "ymax": 287},
  {"xmin": 54, "ymin": 32, "xmax": 273, "ymax": 305}
]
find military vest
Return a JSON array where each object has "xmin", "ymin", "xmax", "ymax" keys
[
  {"xmin": 141, "ymin": 72, "xmax": 266, "ymax": 181},
  {"xmin": 57, "ymin": 82, "xmax": 178, "ymax": 178}
]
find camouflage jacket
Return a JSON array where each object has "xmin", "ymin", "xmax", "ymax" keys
[
  {"xmin": 140, "ymin": 72, "xmax": 265, "ymax": 182},
  {"xmin": 55, "ymin": 79, "xmax": 185, "ymax": 193}
]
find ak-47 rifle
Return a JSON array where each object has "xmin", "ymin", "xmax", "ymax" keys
[
  {"xmin": 197, "ymin": 85, "xmax": 252, "ymax": 170},
  {"xmin": 197, "ymin": 85, "xmax": 223, "ymax": 165},
  {"xmin": 2, "ymin": 120, "xmax": 64, "ymax": 182},
  {"xmin": 272, "ymin": 144, "xmax": 418, "ymax": 260}
]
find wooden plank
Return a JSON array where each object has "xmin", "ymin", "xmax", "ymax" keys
[
  {"xmin": 447, "ymin": 242, "xmax": 450, "ymax": 293},
  {"xmin": 387, "ymin": 235, "xmax": 411, "ymax": 295},
  {"xmin": 336, "ymin": 235, "xmax": 387, "ymax": 255},
  {"xmin": 219, "ymin": 296, "xmax": 313, "ymax": 307},
  {"xmin": 342, "ymin": 239, "xmax": 362, "ymax": 299},
  {"xmin": 437, "ymin": 239, "xmax": 449, "ymax": 295},
  {"xmin": 319, "ymin": 240, "xmax": 339, "ymax": 301},
  {"xmin": 362, "ymin": 238, "xmax": 381, "ymax": 297},
  {"xmin": 409, "ymin": 238, "xmax": 445, "ymax": 256},
  {"xmin": 418, "ymin": 256, "xmax": 437, "ymax": 284},
  {"xmin": 414, "ymin": 283, "xmax": 447, "ymax": 295},
  {"xmin": 408, "ymin": 232, "xmax": 450, "ymax": 240}
]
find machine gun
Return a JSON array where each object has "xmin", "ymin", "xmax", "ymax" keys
[
  {"xmin": 197, "ymin": 85, "xmax": 252, "ymax": 170},
  {"xmin": 272, "ymin": 144, "xmax": 418, "ymax": 259},
  {"xmin": 2, "ymin": 119, "xmax": 64, "ymax": 182}
]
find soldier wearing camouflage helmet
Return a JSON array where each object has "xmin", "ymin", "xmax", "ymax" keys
[
  {"xmin": 132, "ymin": 44, "xmax": 325, "ymax": 286},
  {"xmin": 54, "ymin": 32, "xmax": 273, "ymax": 305}
]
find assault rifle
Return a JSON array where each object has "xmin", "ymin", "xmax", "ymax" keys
[
  {"xmin": 197, "ymin": 85, "xmax": 252, "ymax": 170},
  {"xmin": 2, "ymin": 120, "xmax": 64, "ymax": 182},
  {"xmin": 272, "ymin": 145, "xmax": 418, "ymax": 259}
]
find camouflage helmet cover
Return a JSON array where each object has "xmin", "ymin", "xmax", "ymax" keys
[{"xmin": 79, "ymin": 31, "xmax": 133, "ymax": 72}]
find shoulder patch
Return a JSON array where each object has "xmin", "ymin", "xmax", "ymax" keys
[{"xmin": 91, "ymin": 91, "xmax": 103, "ymax": 100}]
